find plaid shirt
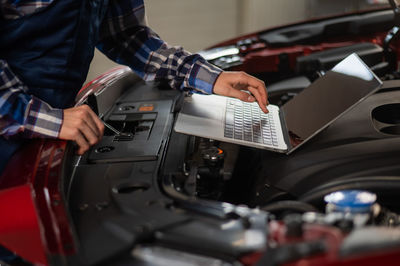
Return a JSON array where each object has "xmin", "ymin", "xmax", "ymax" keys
[{"xmin": 0, "ymin": 0, "xmax": 222, "ymax": 138}]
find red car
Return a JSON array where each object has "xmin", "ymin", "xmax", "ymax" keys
[{"xmin": 2, "ymin": 1, "xmax": 400, "ymax": 265}]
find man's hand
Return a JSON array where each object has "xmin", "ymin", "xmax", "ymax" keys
[
  {"xmin": 213, "ymin": 71, "xmax": 269, "ymax": 113},
  {"xmin": 59, "ymin": 105, "xmax": 105, "ymax": 155}
]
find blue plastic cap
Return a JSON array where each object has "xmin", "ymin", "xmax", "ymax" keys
[{"xmin": 324, "ymin": 190, "xmax": 377, "ymax": 213}]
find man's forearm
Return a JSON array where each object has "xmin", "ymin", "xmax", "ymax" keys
[{"xmin": 97, "ymin": 1, "xmax": 223, "ymax": 94}]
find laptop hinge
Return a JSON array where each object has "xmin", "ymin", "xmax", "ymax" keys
[{"xmin": 279, "ymin": 108, "xmax": 293, "ymax": 153}]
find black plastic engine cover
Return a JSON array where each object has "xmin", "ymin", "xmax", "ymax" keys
[{"xmin": 231, "ymin": 81, "xmax": 400, "ymax": 209}]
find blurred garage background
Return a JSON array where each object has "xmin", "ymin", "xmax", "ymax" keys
[{"xmin": 86, "ymin": 0, "xmax": 388, "ymax": 83}]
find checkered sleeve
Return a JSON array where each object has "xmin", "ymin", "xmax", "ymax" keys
[
  {"xmin": 0, "ymin": 60, "xmax": 63, "ymax": 138},
  {"xmin": 97, "ymin": 0, "xmax": 222, "ymax": 94},
  {"xmin": 1, "ymin": 0, "xmax": 53, "ymax": 20}
]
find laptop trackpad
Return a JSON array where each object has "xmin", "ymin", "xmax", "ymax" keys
[
  {"xmin": 183, "ymin": 103, "xmax": 223, "ymax": 119},
  {"xmin": 175, "ymin": 95, "xmax": 225, "ymax": 139}
]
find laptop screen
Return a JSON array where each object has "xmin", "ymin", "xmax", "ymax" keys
[{"xmin": 281, "ymin": 53, "xmax": 382, "ymax": 149}]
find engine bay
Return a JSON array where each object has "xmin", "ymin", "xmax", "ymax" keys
[{"xmin": 61, "ymin": 64, "xmax": 400, "ymax": 265}]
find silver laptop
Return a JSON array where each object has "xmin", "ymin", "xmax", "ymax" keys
[{"xmin": 174, "ymin": 53, "xmax": 382, "ymax": 154}]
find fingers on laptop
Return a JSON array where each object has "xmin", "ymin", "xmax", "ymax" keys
[
  {"xmin": 247, "ymin": 86, "xmax": 269, "ymax": 113},
  {"xmin": 241, "ymin": 72, "xmax": 269, "ymax": 112},
  {"xmin": 213, "ymin": 71, "xmax": 269, "ymax": 113},
  {"xmin": 229, "ymin": 71, "xmax": 269, "ymax": 113}
]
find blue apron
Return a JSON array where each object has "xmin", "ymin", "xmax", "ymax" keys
[{"xmin": 0, "ymin": 0, "xmax": 108, "ymax": 173}]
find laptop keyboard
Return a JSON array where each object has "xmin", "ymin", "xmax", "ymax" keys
[{"xmin": 224, "ymin": 99, "xmax": 279, "ymax": 147}]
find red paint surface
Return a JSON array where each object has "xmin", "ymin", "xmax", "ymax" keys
[
  {"xmin": 0, "ymin": 140, "xmax": 74, "ymax": 265},
  {"xmin": 0, "ymin": 185, "xmax": 47, "ymax": 265}
]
